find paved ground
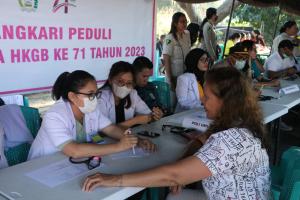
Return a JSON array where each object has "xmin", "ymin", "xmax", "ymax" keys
[
  {"xmin": 277, "ymin": 107, "xmax": 300, "ymax": 162},
  {"xmin": 271, "ymin": 106, "xmax": 300, "ymax": 165}
]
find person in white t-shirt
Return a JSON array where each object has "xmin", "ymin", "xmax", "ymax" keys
[
  {"xmin": 28, "ymin": 70, "xmax": 139, "ymax": 160},
  {"xmin": 265, "ymin": 39, "xmax": 298, "ymax": 79},
  {"xmin": 82, "ymin": 67, "xmax": 270, "ymax": 200},
  {"xmin": 163, "ymin": 12, "xmax": 191, "ymax": 91},
  {"xmin": 271, "ymin": 20, "xmax": 299, "ymax": 56}
]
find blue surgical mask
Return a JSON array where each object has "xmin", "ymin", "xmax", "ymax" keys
[{"xmin": 234, "ymin": 60, "xmax": 246, "ymax": 70}]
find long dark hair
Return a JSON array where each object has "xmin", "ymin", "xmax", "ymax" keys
[
  {"xmin": 199, "ymin": 7, "xmax": 217, "ymax": 41},
  {"xmin": 280, "ymin": 20, "xmax": 297, "ymax": 34},
  {"xmin": 52, "ymin": 70, "xmax": 95, "ymax": 101},
  {"xmin": 101, "ymin": 61, "xmax": 134, "ymax": 109},
  {"xmin": 169, "ymin": 12, "xmax": 186, "ymax": 41},
  {"xmin": 187, "ymin": 23, "xmax": 200, "ymax": 46},
  {"xmin": 185, "ymin": 48, "xmax": 208, "ymax": 85},
  {"xmin": 204, "ymin": 67, "xmax": 268, "ymax": 149}
]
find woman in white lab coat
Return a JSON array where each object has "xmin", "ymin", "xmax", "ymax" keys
[
  {"xmin": 28, "ymin": 70, "xmax": 140, "ymax": 160},
  {"xmin": 99, "ymin": 61, "xmax": 162, "ymax": 129},
  {"xmin": 175, "ymin": 48, "xmax": 209, "ymax": 112}
]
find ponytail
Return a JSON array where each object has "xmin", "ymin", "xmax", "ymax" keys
[
  {"xmin": 199, "ymin": 7, "xmax": 217, "ymax": 41},
  {"xmin": 52, "ymin": 72, "xmax": 69, "ymax": 100},
  {"xmin": 199, "ymin": 18, "xmax": 208, "ymax": 41},
  {"xmin": 52, "ymin": 70, "xmax": 96, "ymax": 101}
]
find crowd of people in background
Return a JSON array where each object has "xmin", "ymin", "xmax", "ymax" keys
[
  {"xmin": 108, "ymin": 8, "xmax": 299, "ymax": 199},
  {"xmin": 1, "ymin": 6, "xmax": 300, "ymax": 200}
]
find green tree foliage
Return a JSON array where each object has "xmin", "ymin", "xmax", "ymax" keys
[{"xmin": 233, "ymin": 4, "xmax": 300, "ymax": 46}]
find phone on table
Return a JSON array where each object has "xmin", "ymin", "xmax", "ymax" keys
[
  {"xmin": 137, "ymin": 130, "xmax": 160, "ymax": 138},
  {"xmin": 259, "ymin": 95, "xmax": 275, "ymax": 101}
]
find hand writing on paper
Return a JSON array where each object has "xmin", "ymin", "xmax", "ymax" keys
[{"xmin": 117, "ymin": 130, "xmax": 138, "ymax": 151}]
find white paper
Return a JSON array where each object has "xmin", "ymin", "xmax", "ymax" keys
[
  {"xmin": 182, "ymin": 113, "xmax": 212, "ymax": 132},
  {"xmin": 108, "ymin": 148, "xmax": 150, "ymax": 160},
  {"xmin": 165, "ymin": 115, "xmax": 185, "ymax": 126},
  {"xmin": 25, "ymin": 159, "xmax": 98, "ymax": 188},
  {"xmin": 166, "ymin": 110, "xmax": 207, "ymax": 126}
]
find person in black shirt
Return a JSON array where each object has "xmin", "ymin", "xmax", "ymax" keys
[{"xmin": 133, "ymin": 56, "xmax": 166, "ymax": 117}]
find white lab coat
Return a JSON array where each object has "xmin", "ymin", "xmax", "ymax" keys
[
  {"xmin": 28, "ymin": 99, "xmax": 112, "ymax": 160},
  {"xmin": 98, "ymin": 89, "xmax": 151, "ymax": 123},
  {"xmin": 175, "ymin": 73, "xmax": 203, "ymax": 113}
]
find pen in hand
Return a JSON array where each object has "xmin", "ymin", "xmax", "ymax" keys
[{"xmin": 125, "ymin": 129, "xmax": 135, "ymax": 155}]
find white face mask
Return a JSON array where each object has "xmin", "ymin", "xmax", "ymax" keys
[
  {"xmin": 234, "ymin": 60, "xmax": 246, "ymax": 70},
  {"xmin": 112, "ymin": 83, "xmax": 132, "ymax": 99},
  {"xmin": 78, "ymin": 97, "xmax": 98, "ymax": 114}
]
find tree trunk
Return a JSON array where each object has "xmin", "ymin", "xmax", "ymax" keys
[
  {"xmin": 217, "ymin": 0, "xmax": 242, "ymax": 23},
  {"xmin": 177, "ymin": 0, "xmax": 242, "ymax": 25},
  {"xmin": 177, "ymin": 2, "xmax": 199, "ymax": 23}
]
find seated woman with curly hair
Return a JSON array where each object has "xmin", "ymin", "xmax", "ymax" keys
[{"xmin": 82, "ymin": 67, "xmax": 270, "ymax": 200}]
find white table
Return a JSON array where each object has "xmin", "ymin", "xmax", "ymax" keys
[
  {"xmin": 163, "ymin": 102, "xmax": 288, "ymax": 126},
  {"xmin": 0, "ymin": 114, "xmax": 190, "ymax": 200},
  {"xmin": 260, "ymin": 78, "xmax": 300, "ymax": 163},
  {"xmin": 261, "ymin": 78, "xmax": 300, "ymax": 109},
  {"xmin": 260, "ymin": 102, "xmax": 288, "ymax": 124},
  {"xmin": 0, "ymin": 103, "xmax": 289, "ymax": 200}
]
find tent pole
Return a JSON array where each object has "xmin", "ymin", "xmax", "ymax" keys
[
  {"xmin": 269, "ymin": 6, "xmax": 282, "ymax": 56},
  {"xmin": 222, "ymin": 0, "xmax": 236, "ymax": 59}
]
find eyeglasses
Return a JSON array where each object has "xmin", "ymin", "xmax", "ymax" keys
[
  {"xmin": 199, "ymin": 57, "xmax": 209, "ymax": 63},
  {"xmin": 69, "ymin": 156, "xmax": 101, "ymax": 170},
  {"xmin": 75, "ymin": 89, "xmax": 102, "ymax": 101},
  {"xmin": 113, "ymin": 80, "xmax": 134, "ymax": 88}
]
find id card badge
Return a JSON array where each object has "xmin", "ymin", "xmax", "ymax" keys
[{"xmin": 87, "ymin": 132, "xmax": 104, "ymax": 144}]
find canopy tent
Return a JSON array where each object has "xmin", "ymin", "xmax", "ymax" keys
[
  {"xmin": 174, "ymin": 0, "xmax": 300, "ymax": 16},
  {"xmin": 175, "ymin": 0, "xmax": 299, "ymax": 58}
]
